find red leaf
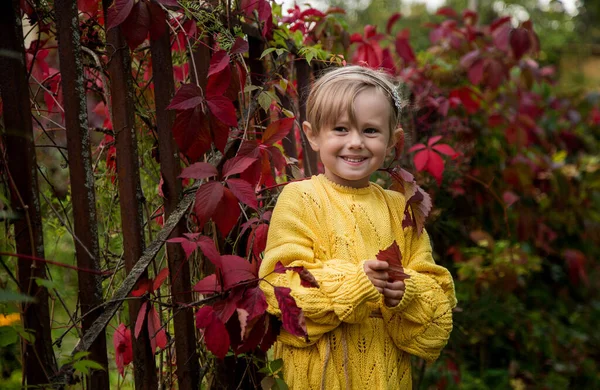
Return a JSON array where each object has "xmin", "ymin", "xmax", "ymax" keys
[
  {"xmin": 248, "ymin": 223, "xmax": 269, "ymax": 260},
  {"xmin": 509, "ymin": 27, "xmax": 531, "ymax": 60},
  {"xmin": 449, "ymin": 87, "xmax": 481, "ymax": 114},
  {"xmin": 236, "ymin": 312, "xmax": 266, "ymax": 354},
  {"xmin": 273, "ymin": 261, "xmax": 320, "ymax": 288},
  {"xmin": 492, "ymin": 20, "xmax": 511, "ymax": 52},
  {"xmin": 221, "ymin": 255, "xmax": 255, "ymax": 289},
  {"xmin": 436, "ymin": 6, "xmax": 458, "ymax": 18},
  {"xmin": 262, "ymin": 117, "xmax": 295, "ymax": 146},
  {"xmin": 376, "ymin": 242, "xmax": 410, "ymax": 282},
  {"xmin": 107, "ymin": 0, "xmax": 135, "ymax": 29},
  {"xmin": 395, "ymin": 30, "xmax": 416, "ymax": 64},
  {"xmin": 156, "ymin": 0, "xmax": 179, "ymax": 7},
  {"xmin": 193, "ymin": 274, "xmax": 221, "ymax": 294},
  {"xmin": 222, "ymin": 156, "xmax": 258, "ymax": 177},
  {"xmin": 408, "ymin": 143, "xmax": 426, "ymax": 153},
  {"xmin": 459, "ymin": 50, "xmax": 480, "ymax": 68},
  {"xmin": 194, "ymin": 181, "xmax": 224, "ymax": 226},
  {"xmin": 502, "ymin": 191, "xmax": 519, "ymax": 207},
  {"xmin": 206, "ymin": 65, "xmax": 231, "ymax": 97},
  {"xmin": 78, "ymin": 0, "xmax": 99, "ymax": 15},
  {"xmin": 226, "ymin": 178, "xmax": 258, "ymax": 209},
  {"xmin": 432, "ymin": 143, "xmax": 457, "ymax": 157},
  {"xmin": 130, "ymin": 278, "xmax": 151, "ymax": 297},
  {"xmin": 274, "ymin": 287, "xmax": 307, "ymax": 339},
  {"xmin": 147, "ymin": 1, "xmax": 167, "ymax": 41},
  {"xmin": 113, "ymin": 323, "xmax": 133, "ymax": 377},
  {"xmin": 135, "ymin": 301, "xmax": 148, "ymax": 339},
  {"xmin": 207, "ymin": 96, "xmax": 238, "ymax": 127},
  {"xmin": 413, "ymin": 150, "xmax": 429, "ymax": 171},
  {"xmin": 484, "ymin": 58, "xmax": 506, "ymax": 90},
  {"xmin": 267, "ymin": 146, "xmax": 287, "ymax": 172},
  {"xmin": 428, "ymin": 135, "xmax": 442, "ymax": 146},
  {"xmin": 210, "ymin": 117, "xmax": 230, "ymax": 154},
  {"xmin": 152, "ymin": 268, "xmax": 169, "ymax": 293},
  {"xmin": 167, "ymin": 237, "xmax": 199, "ymax": 259},
  {"xmin": 212, "ymin": 188, "xmax": 241, "ymax": 236},
  {"xmin": 167, "ymin": 84, "xmax": 203, "ymax": 111},
  {"xmin": 196, "ymin": 306, "xmax": 230, "ymax": 359},
  {"xmin": 147, "ymin": 305, "xmax": 167, "ymax": 354},
  {"xmin": 172, "ymin": 108, "xmax": 212, "ymax": 161},
  {"xmin": 121, "ymin": 2, "xmax": 150, "ymax": 50},
  {"xmin": 386, "ymin": 12, "xmax": 402, "ymax": 35},
  {"xmin": 426, "ymin": 149, "xmax": 445, "ymax": 185},
  {"xmin": 208, "ymin": 50, "xmax": 230, "ymax": 77},
  {"xmin": 213, "ymin": 289, "xmax": 244, "ymax": 322},
  {"xmin": 196, "ymin": 236, "xmax": 222, "ymax": 268},
  {"xmin": 179, "ymin": 162, "xmax": 218, "ymax": 180},
  {"xmin": 237, "ymin": 286, "xmax": 268, "ymax": 321},
  {"xmin": 468, "ymin": 59, "xmax": 484, "ymax": 85},
  {"xmin": 230, "ymin": 37, "xmax": 249, "ymax": 54}
]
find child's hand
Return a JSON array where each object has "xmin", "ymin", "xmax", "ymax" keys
[
  {"xmin": 383, "ymin": 280, "xmax": 406, "ymax": 307},
  {"xmin": 363, "ymin": 260, "xmax": 389, "ymax": 293}
]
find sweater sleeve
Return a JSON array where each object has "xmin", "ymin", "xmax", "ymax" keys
[
  {"xmin": 259, "ymin": 183, "xmax": 381, "ymax": 346},
  {"xmin": 380, "ymin": 228, "xmax": 457, "ymax": 362}
]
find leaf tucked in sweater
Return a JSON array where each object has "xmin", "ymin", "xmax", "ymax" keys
[
  {"xmin": 388, "ymin": 166, "xmax": 432, "ymax": 236},
  {"xmin": 274, "ymin": 286, "xmax": 308, "ymax": 340},
  {"xmin": 273, "ymin": 261, "xmax": 319, "ymax": 288},
  {"xmin": 376, "ymin": 241, "xmax": 411, "ymax": 282}
]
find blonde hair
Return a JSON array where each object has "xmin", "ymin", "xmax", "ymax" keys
[{"xmin": 306, "ymin": 66, "xmax": 402, "ymax": 143}]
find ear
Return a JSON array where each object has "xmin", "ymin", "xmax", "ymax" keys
[{"xmin": 302, "ymin": 121, "xmax": 320, "ymax": 152}]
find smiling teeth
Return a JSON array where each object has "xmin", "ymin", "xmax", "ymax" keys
[{"xmin": 343, "ymin": 157, "xmax": 365, "ymax": 162}]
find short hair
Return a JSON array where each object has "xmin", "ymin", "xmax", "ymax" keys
[{"xmin": 305, "ymin": 66, "xmax": 402, "ymax": 142}]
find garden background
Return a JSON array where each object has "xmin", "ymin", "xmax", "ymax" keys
[{"xmin": 0, "ymin": 0, "xmax": 599, "ymax": 388}]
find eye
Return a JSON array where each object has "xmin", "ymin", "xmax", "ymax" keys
[
  {"xmin": 364, "ymin": 128, "xmax": 379, "ymax": 134},
  {"xmin": 333, "ymin": 126, "xmax": 347, "ymax": 132}
]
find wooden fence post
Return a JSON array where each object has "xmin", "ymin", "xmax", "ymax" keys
[
  {"xmin": 0, "ymin": 0, "xmax": 57, "ymax": 385},
  {"xmin": 54, "ymin": 0, "xmax": 109, "ymax": 388},
  {"xmin": 150, "ymin": 22, "xmax": 200, "ymax": 389},
  {"xmin": 101, "ymin": 0, "xmax": 158, "ymax": 388},
  {"xmin": 296, "ymin": 59, "xmax": 318, "ymax": 175}
]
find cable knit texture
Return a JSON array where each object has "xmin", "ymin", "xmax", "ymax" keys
[{"xmin": 259, "ymin": 175, "xmax": 457, "ymax": 389}]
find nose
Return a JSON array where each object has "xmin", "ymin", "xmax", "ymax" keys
[{"xmin": 347, "ymin": 130, "xmax": 364, "ymax": 149}]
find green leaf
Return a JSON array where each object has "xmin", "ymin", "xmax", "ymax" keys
[
  {"xmin": 260, "ymin": 48, "xmax": 277, "ymax": 60},
  {"xmin": 0, "ymin": 289, "xmax": 35, "ymax": 303},
  {"xmin": 34, "ymin": 277, "xmax": 61, "ymax": 291},
  {"xmin": 15, "ymin": 327, "xmax": 35, "ymax": 343},
  {"xmin": 258, "ymin": 92, "xmax": 272, "ymax": 112},
  {"xmin": 0, "ymin": 326, "xmax": 18, "ymax": 347},
  {"xmin": 73, "ymin": 351, "xmax": 90, "ymax": 361},
  {"xmin": 269, "ymin": 358, "xmax": 283, "ymax": 373},
  {"xmin": 274, "ymin": 378, "xmax": 289, "ymax": 390}
]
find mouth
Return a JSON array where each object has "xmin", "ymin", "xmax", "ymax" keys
[{"xmin": 341, "ymin": 156, "xmax": 368, "ymax": 164}]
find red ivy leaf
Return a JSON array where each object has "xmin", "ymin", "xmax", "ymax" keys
[
  {"xmin": 206, "ymin": 96, "xmax": 238, "ymax": 127},
  {"xmin": 134, "ymin": 301, "xmax": 148, "ymax": 339},
  {"xmin": 131, "ymin": 278, "xmax": 152, "ymax": 297},
  {"xmin": 436, "ymin": 6, "xmax": 458, "ymax": 18},
  {"xmin": 167, "ymin": 237, "xmax": 198, "ymax": 259},
  {"xmin": 167, "ymin": 84, "xmax": 203, "ymax": 111},
  {"xmin": 221, "ymin": 255, "xmax": 255, "ymax": 289},
  {"xmin": 152, "ymin": 268, "xmax": 169, "ymax": 293},
  {"xmin": 389, "ymin": 167, "xmax": 432, "ymax": 236},
  {"xmin": 509, "ymin": 27, "xmax": 531, "ymax": 60},
  {"xmin": 273, "ymin": 261, "xmax": 320, "ymax": 288},
  {"xmin": 208, "ymin": 50, "xmax": 230, "ymax": 77},
  {"xmin": 262, "ymin": 117, "xmax": 295, "ymax": 146},
  {"xmin": 248, "ymin": 223, "xmax": 269, "ymax": 260},
  {"xmin": 193, "ymin": 274, "xmax": 221, "ymax": 294},
  {"xmin": 210, "ymin": 116, "xmax": 230, "ymax": 154},
  {"xmin": 226, "ymin": 178, "xmax": 258, "ymax": 209},
  {"xmin": 223, "ymin": 156, "xmax": 258, "ymax": 177},
  {"xmin": 237, "ymin": 286, "xmax": 268, "ymax": 322},
  {"xmin": 147, "ymin": 305, "xmax": 167, "ymax": 354},
  {"xmin": 386, "ymin": 12, "xmax": 402, "ymax": 35},
  {"xmin": 274, "ymin": 287, "xmax": 307, "ymax": 339},
  {"xmin": 172, "ymin": 108, "xmax": 212, "ymax": 161},
  {"xmin": 231, "ymin": 37, "xmax": 249, "ymax": 54},
  {"xmin": 376, "ymin": 242, "xmax": 410, "ymax": 282},
  {"xmin": 196, "ymin": 236, "xmax": 223, "ymax": 268},
  {"xmin": 395, "ymin": 29, "xmax": 416, "ymax": 64},
  {"xmin": 260, "ymin": 315, "xmax": 281, "ymax": 352},
  {"xmin": 179, "ymin": 162, "xmax": 218, "ymax": 180},
  {"xmin": 195, "ymin": 181, "xmax": 224, "ymax": 226},
  {"xmin": 212, "ymin": 188, "xmax": 241, "ymax": 236},
  {"xmin": 113, "ymin": 323, "xmax": 133, "ymax": 377},
  {"xmin": 121, "ymin": 2, "xmax": 150, "ymax": 50},
  {"xmin": 107, "ymin": 0, "xmax": 135, "ymax": 29},
  {"xmin": 236, "ymin": 312, "xmax": 266, "ymax": 354},
  {"xmin": 206, "ymin": 65, "xmax": 231, "ymax": 97},
  {"xmin": 196, "ymin": 306, "xmax": 230, "ymax": 359}
]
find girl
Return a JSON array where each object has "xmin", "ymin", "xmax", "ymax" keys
[{"xmin": 259, "ymin": 66, "xmax": 456, "ymax": 389}]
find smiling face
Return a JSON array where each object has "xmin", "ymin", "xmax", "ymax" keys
[{"xmin": 304, "ymin": 87, "xmax": 392, "ymax": 188}]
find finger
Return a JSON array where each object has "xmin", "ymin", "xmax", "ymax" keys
[
  {"xmin": 373, "ymin": 271, "xmax": 389, "ymax": 281},
  {"xmin": 386, "ymin": 281, "xmax": 405, "ymax": 290},
  {"xmin": 383, "ymin": 288, "xmax": 404, "ymax": 300},
  {"xmin": 366, "ymin": 260, "xmax": 389, "ymax": 271}
]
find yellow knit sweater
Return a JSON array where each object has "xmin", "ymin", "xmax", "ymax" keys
[{"xmin": 259, "ymin": 175, "xmax": 457, "ymax": 389}]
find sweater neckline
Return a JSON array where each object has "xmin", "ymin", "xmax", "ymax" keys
[{"xmin": 316, "ymin": 174, "xmax": 375, "ymax": 195}]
